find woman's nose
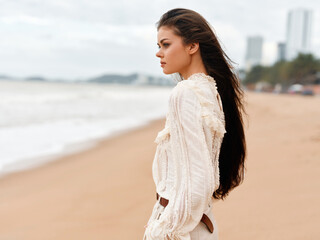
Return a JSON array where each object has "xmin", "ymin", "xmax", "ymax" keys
[{"xmin": 156, "ymin": 49, "xmax": 162, "ymax": 58}]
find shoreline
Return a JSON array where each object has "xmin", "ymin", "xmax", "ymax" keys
[
  {"xmin": 0, "ymin": 116, "xmax": 166, "ymax": 180},
  {"xmin": 0, "ymin": 116, "xmax": 166, "ymax": 181}
]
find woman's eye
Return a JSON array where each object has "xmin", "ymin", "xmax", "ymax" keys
[{"xmin": 157, "ymin": 43, "xmax": 170, "ymax": 49}]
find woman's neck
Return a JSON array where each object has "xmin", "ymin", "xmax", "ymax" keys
[{"xmin": 180, "ymin": 52, "xmax": 208, "ymax": 80}]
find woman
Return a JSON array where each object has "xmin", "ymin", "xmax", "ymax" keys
[{"xmin": 143, "ymin": 8, "xmax": 246, "ymax": 240}]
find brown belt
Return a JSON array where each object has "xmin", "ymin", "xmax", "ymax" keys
[{"xmin": 156, "ymin": 192, "xmax": 214, "ymax": 233}]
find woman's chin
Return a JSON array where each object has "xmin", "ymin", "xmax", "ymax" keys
[{"xmin": 162, "ymin": 68, "xmax": 175, "ymax": 75}]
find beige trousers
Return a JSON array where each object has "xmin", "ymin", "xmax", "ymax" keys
[
  {"xmin": 189, "ymin": 207, "xmax": 218, "ymax": 240},
  {"xmin": 149, "ymin": 198, "xmax": 219, "ymax": 240}
]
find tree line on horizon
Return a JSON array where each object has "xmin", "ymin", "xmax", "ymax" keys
[{"xmin": 243, "ymin": 53, "xmax": 320, "ymax": 87}]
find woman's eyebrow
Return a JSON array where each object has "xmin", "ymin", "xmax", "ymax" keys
[{"xmin": 157, "ymin": 38, "xmax": 169, "ymax": 45}]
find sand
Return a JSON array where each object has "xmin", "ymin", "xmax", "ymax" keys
[{"xmin": 0, "ymin": 92, "xmax": 319, "ymax": 240}]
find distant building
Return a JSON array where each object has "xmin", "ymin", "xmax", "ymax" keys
[
  {"xmin": 277, "ymin": 42, "xmax": 286, "ymax": 61},
  {"xmin": 245, "ymin": 36, "xmax": 263, "ymax": 72},
  {"xmin": 285, "ymin": 8, "xmax": 313, "ymax": 60}
]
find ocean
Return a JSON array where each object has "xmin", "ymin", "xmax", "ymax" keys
[{"xmin": 0, "ymin": 79, "xmax": 173, "ymax": 177}]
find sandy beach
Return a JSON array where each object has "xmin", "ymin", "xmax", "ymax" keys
[{"xmin": 0, "ymin": 91, "xmax": 319, "ymax": 240}]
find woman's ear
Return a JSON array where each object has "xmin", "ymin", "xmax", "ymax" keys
[{"xmin": 188, "ymin": 42, "xmax": 199, "ymax": 55}]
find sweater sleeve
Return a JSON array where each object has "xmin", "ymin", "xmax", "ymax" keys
[{"xmin": 143, "ymin": 82, "xmax": 216, "ymax": 240}]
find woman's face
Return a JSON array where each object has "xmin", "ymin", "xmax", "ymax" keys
[{"xmin": 156, "ymin": 26, "xmax": 191, "ymax": 75}]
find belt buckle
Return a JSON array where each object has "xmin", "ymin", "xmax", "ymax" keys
[{"xmin": 156, "ymin": 192, "xmax": 169, "ymax": 207}]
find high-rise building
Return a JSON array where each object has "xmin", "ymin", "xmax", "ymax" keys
[
  {"xmin": 245, "ymin": 36, "xmax": 263, "ymax": 72},
  {"xmin": 285, "ymin": 8, "xmax": 313, "ymax": 60},
  {"xmin": 277, "ymin": 42, "xmax": 286, "ymax": 61}
]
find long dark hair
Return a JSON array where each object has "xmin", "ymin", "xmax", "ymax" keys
[{"xmin": 156, "ymin": 8, "xmax": 247, "ymax": 200}]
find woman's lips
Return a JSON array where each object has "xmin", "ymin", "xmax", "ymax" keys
[{"xmin": 161, "ymin": 62, "xmax": 166, "ymax": 67}]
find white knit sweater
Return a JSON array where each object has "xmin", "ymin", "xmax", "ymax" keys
[{"xmin": 143, "ymin": 73, "xmax": 226, "ymax": 240}]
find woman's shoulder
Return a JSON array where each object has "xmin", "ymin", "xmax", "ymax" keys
[
  {"xmin": 174, "ymin": 73, "xmax": 218, "ymax": 92},
  {"xmin": 169, "ymin": 75, "xmax": 226, "ymax": 137},
  {"xmin": 170, "ymin": 77, "xmax": 216, "ymax": 103},
  {"xmin": 169, "ymin": 80, "xmax": 200, "ymax": 106}
]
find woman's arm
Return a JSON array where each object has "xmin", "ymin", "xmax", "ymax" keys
[{"xmin": 144, "ymin": 82, "xmax": 217, "ymax": 240}]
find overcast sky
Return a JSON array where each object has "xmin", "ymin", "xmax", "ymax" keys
[{"xmin": 0, "ymin": 0, "xmax": 319, "ymax": 80}]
